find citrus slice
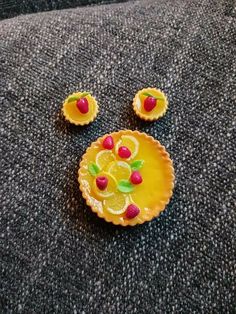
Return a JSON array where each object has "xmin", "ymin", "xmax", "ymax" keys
[
  {"xmin": 95, "ymin": 150, "xmax": 115, "ymax": 170},
  {"xmin": 104, "ymin": 193, "xmax": 129, "ymax": 215},
  {"xmin": 106, "ymin": 161, "xmax": 131, "ymax": 181},
  {"xmin": 115, "ymin": 135, "xmax": 139, "ymax": 159},
  {"xmin": 92, "ymin": 172, "xmax": 117, "ymax": 199}
]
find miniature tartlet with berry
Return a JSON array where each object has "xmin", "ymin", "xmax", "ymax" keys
[
  {"xmin": 133, "ymin": 88, "xmax": 168, "ymax": 121},
  {"xmin": 78, "ymin": 130, "xmax": 174, "ymax": 226},
  {"xmin": 62, "ymin": 91, "xmax": 98, "ymax": 125}
]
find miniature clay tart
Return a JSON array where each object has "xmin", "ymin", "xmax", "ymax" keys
[
  {"xmin": 133, "ymin": 87, "xmax": 168, "ymax": 121},
  {"xmin": 78, "ymin": 130, "xmax": 174, "ymax": 226},
  {"xmin": 62, "ymin": 91, "xmax": 98, "ymax": 125}
]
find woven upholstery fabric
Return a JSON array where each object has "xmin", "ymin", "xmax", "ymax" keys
[
  {"xmin": 0, "ymin": 0, "xmax": 235, "ymax": 312},
  {"xmin": 0, "ymin": 0, "xmax": 128, "ymax": 20}
]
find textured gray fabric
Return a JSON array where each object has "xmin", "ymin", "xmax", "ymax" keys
[
  {"xmin": 0, "ymin": 0, "xmax": 236, "ymax": 313},
  {"xmin": 0, "ymin": 0, "xmax": 128, "ymax": 20}
]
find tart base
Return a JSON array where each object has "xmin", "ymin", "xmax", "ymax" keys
[
  {"xmin": 62, "ymin": 92, "xmax": 99, "ymax": 126},
  {"xmin": 133, "ymin": 87, "xmax": 168, "ymax": 121},
  {"xmin": 78, "ymin": 130, "xmax": 175, "ymax": 226}
]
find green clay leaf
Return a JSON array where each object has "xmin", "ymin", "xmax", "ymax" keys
[
  {"xmin": 117, "ymin": 180, "xmax": 134, "ymax": 193},
  {"xmin": 67, "ymin": 95, "xmax": 80, "ymax": 103},
  {"xmin": 80, "ymin": 92, "xmax": 90, "ymax": 98},
  {"xmin": 88, "ymin": 163, "xmax": 100, "ymax": 176},
  {"xmin": 142, "ymin": 92, "xmax": 163, "ymax": 100},
  {"xmin": 67, "ymin": 92, "xmax": 90, "ymax": 103},
  {"xmin": 130, "ymin": 160, "xmax": 144, "ymax": 171}
]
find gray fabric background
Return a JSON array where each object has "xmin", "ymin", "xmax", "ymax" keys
[
  {"xmin": 0, "ymin": 0, "xmax": 129, "ymax": 20},
  {"xmin": 0, "ymin": 0, "xmax": 236, "ymax": 313}
]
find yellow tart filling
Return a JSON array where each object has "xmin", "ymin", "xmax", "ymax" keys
[
  {"xmin": 62, "ymin": 91, "xmax": 98, "ymax": 125},
  {"xmin": 133, "ymin": 88, "xmax": 168, "ymax": 121},
  {"xmin": 78, "ymin": 130, "xmax": 174, "ymax": 226}
]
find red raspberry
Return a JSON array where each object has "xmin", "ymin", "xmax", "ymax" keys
[
  {"xmin": 144, "ymin": 96, "xmax": 156, "ymax": 112},
  {"xmin": 125, "ymin": 204, "xmax": 140, "ymax": 219},
  {"xmin": 102, "ymin": 136, "xmax": 114, "ymax": 150},
  {"xmin": 96, "ymin": 176, "xmax": 108, "ymax": 190},
  {"xmin": 118, "ymin": 146, "xmax": 131, "ymax": 159},
  {"xmin": 76, "ymin": 98, "xmax": 89, "ymax": 114},
  {"xmin": 130, "ymin": 171, "xmax": 143, "ymax": 184}
]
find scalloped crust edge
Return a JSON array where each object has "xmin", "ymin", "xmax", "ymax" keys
[
  {"xmin": 133, "ymin": 87, "xmax": 168, "ymax": 121},
  {"xmin": 62, "ymin": 92, "xmax": 99, "ymax": 126},
  {"xmin": 78, "ymin": 130, "xmax": 175, "ymax": 226}
]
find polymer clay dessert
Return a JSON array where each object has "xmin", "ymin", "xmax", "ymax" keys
[
  {"xmin": 78, "ymin": 130, "xmax": 174, "ymax": 226},
  {"xmin": 133, "ymin": 87, "xmax": 168, "ymax": 121},
  {"xmin": 62, "ymin": 91, "xmax": 98, "ymax": 125}
]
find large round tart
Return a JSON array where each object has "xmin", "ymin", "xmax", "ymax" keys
[{"xmin": 78, "ymin": 130, "xmax": 174, "ymax": 226}]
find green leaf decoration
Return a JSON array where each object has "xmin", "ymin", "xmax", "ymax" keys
[
  {"xmin": 117, "ymin": 180, "xmax": 134, "ymax": 193},
  {"xmin": 142, "ymin": 92, "xmax": 163, "ymax": 100},
  {"xmin": 67, "ymin": 92, "xmax": 90, "ymax": 103},
  {"xmin": 80, "ymin": 92, "xmax": 90, "ymax": 98},
  {"xmin": 88, "ymin": 163, "xmax": 100, "ymax": 176},
  {"xmin": 67, "ymin": 95, "xmax": 80, "ymax": 103},
  {"xmin": 130, "ymin": 160, "xmax": 144, "ymax": 171}
]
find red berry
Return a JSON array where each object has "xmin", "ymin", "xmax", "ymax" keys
[
  {"xmin": 118, "ymin": 146, "xmax": 131, "ymax": 159},
  {"xmin": 130, "ymin": 171, "xmax": 143, "ymax": 185},
  {"xmin": 125, "ymin": 204, "xmax": 140, "ymax": 219},
  {"xmin": 76, "ymin": 98, "xmax": 89, "ymax": 114},
  {"xmin": 102, "ymin": 136, "xmax": 114, "ymax": 150},
  {"xmin": 144, "ymin": 96, "xmax": 156, "ymax": 112},
  {"xmin": 96, "ymin": 176, "xmax": 108, "ymax": 190}
]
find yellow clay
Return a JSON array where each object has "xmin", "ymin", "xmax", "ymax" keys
[
  {"xmin": 92, "ymin": 172, "xmax": 117, "ymax": 199},
  {"xmin": 62, "ymin": 91, "xmax": 98, "ymax": 125},
  {"xmin": 133, "ymin": 87, "xmax": 168, "ymax": 121},
  {"xmin": 78, "ymin": 130, "xmax": 174, "ymax": 226},
  {"xmin": 106, "ymin": 161, "xmax": 131, "ymax": 181}
]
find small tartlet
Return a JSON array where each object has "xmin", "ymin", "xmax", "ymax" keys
[
  {"xmin": 62, "ymin": 91, "xmax": 98, "ymax": 126},
  {"xmin": 133, "ymin": 87, "xmax": 168, "ymax": 121},
  {"xmin": 78, "ymin": 130, "xmax": 175, "ymax": 226}
]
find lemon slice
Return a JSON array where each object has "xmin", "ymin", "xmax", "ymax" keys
[
  {"xmin": 115, "ymin": 135, "xmax": 139, "ymax": 159},
  {"xmin": 92, "ymin": 172, "xmax": 117, "ymax": 199},
  {"xmin": 95, "ymin": 150, "xmax": 115, "ymax": 170},
  {"xmin": 104, "ymin": 193, "xmax": 129, "ymax": 215},
  {"xmin": 106, "ymin": 161, "xmax": 131, "ymax": 181}
]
